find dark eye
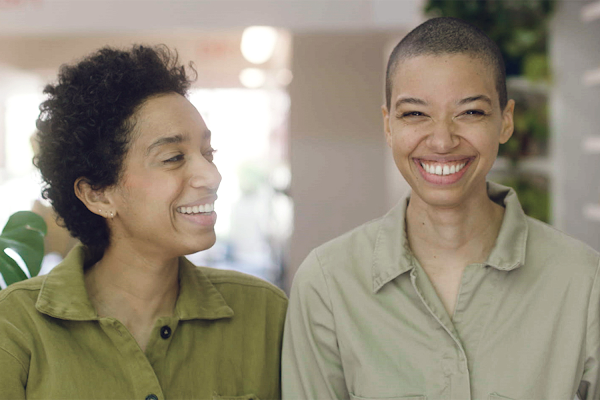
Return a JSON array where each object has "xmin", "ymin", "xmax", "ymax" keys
[
  {"xmin": 164, "ymin": 154, "xmax": 184, "ymax": 163},
  {"xmin": 401, "ymin": 111, "xmax": 425, "ymax": 118},
  {"xmin": 464, "ymin": 110, "xmax": 486, "ymax": 116}
]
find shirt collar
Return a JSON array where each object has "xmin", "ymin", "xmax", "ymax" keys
[
  {"xmin": 36, "ymin": 244, "xmax": 234, "ymax": 321},
  {"xmin": 372, "ymin": 181, "xmax": 528, "ymax": 293}
]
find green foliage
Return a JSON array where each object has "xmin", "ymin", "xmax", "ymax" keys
[
  {"xmin": 425, "ymin": 0, "xmax": 555, "ymax": 80},
  {"xmin": 0, "ymin": 211, "xmax": 47, "ymax": 289},
  {"xmin": 499, "ymin": 176, "xmax": 550, "ymax": 223},
  {"xmin": 499, "ymin": 88, "xmax": 549, "ymax": 161}
]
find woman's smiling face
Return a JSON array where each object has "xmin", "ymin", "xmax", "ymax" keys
[
  {"xmin": 383, "ymin": 54, "xmax": 514, "ymax": 209},
  {"xmin": 106, "ymin": 92, "xmax": 221, "ymax": 260}
]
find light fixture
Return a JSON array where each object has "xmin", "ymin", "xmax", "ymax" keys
[{"xmin": 241, "ymin": 26, "xmax": 278, "ymax": 64}]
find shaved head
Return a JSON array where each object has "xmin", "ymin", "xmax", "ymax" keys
[{"xmin": 385, "ymin": 17, "xmax": 507, "ymax": 111}]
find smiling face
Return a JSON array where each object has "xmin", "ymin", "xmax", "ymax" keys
[
  {"xmin": 105, "ymin": 93, "xmax": 221, "ymax": 260},
  {"xmin": 383, "ymin": 54, "xmax": 514, "ymax": 210}
]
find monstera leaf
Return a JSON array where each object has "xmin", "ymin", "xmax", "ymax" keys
[{"xmin": 0, "ymin": 211, "xmax": 47, "ymax": 289}]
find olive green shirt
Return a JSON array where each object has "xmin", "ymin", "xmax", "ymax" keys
[
  {"xmin": 283, "ymin": 182, "xmax": 600, "ymax": 400},
  {"xmin": 0, "ymin": 245, "xmax": 287, "ymax": 400}
]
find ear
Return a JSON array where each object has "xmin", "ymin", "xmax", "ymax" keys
[
  {"xmin": 74, "ymin": 177, "xmax": 115, "ymax": 219},
  {"xmin": 499, "ymin": 99, "xmax": 515, "ymax": 144},
  {"xmin": 382, "ymin": 104, "xmax": 393, "ymax": 148}
]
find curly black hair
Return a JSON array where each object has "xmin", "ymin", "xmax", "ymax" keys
[{"xmin": 35, "ymin": 45, "xmax": 194, "ymax": 264}]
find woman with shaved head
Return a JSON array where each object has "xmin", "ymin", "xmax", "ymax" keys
[{"xmin": 283, "ymin": 17, "xmax": 599, "ymax": 400}]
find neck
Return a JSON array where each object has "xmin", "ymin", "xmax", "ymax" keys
[
  {"xmin": 84, "ymin": 242, "xmax": 180, "ymax": 324},
  {"xmin": 406, "ymin": 186, "xmax": 505, "ymax": 267}
]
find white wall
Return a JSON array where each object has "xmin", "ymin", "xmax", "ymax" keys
[
  {"xmin": 287, "ymin": 31, "xmax": 409, "ymax": 289},
  {"xmin": 549, "ymin": 0, "xmax": 600, "ymax": 250}
]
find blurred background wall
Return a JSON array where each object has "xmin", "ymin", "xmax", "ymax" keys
[{"xmin": 0, "ymin": 0, "xmax": 598, "ymax": 292}]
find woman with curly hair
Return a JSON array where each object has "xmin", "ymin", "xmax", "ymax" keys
[{"xmin": 0, "ymin": 45, "xmax": 287, "ymax": 400}]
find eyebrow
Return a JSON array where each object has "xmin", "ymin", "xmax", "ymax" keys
[
  {"xmin": 457, "ymin": 95, "xmax": 493, "ymax": 107},
  {"xmin": 145, "ymin": 130, "xmax": 211, "ymax": 156},
  {"xmin": 395, "ymin": 97, "xmax": 428, "ymax": 109},
  {"xmin": 394, "ymin": 95, "xmax": 493, "ymax": 110}
]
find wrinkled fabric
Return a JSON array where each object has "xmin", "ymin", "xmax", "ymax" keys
[
  {"xmin": 283, "ymin": 182, "xmax": 600, "ymax": 400},
  {"xmin": 0, "ymin": 245, "xmax": 287, "ymax": 400}
]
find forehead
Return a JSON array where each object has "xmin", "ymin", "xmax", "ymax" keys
[
  {"xmin": 129, "ymin": 93, "xmax": 208, "ymax": 148},
  {"xmin": 391, "ymin": 54, "xmax": 498, "ymax": 106}
]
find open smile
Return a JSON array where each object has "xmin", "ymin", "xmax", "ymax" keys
[
  {"xmin": 176, "ymin": 202, "xmax": 215, "ymax": 215},
  {"xmin": 414, "ymin": 157, "xmax": 474, "ymax": 184}
]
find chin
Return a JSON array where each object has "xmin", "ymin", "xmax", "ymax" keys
[{"xmin": 189, "ymin": 233, "xmax": 217, "ymax": 255}]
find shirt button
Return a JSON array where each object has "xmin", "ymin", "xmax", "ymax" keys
[
  {"xmin": 145, "ymin": 395, "xmax": 158, "ymax": 400},
  {"xmin": 160, "ymin": 326, "xmax": 172, "ymax": 339}
]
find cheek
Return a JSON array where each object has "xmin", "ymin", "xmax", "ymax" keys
[
  {"xmin": 391, "ymin": 127, "xmax": 424, "ymax": 156},
  {"xmin": 121, "ymin": 173, "xmax": 182, "ymax": 207}
]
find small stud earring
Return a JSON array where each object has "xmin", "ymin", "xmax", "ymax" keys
[{"xmin": 110, "ymin": 211, "xmax": 114, "ymax": 218}]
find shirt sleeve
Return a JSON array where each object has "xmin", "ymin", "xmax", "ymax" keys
[
  {"xmin": 580, "ymin": 258, "xmax": 600, "ymax": 400},
  {"xmin": 282, "ymin": 250, "xmax": 349, "ymax": 400},
  {"xmin": 0, "ymin": 346, "xmax": 27, "ymax": 399}
]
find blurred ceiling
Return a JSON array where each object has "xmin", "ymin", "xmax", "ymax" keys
[{"xmin": 0, "ymin": 0, "xmax": 423, "ymax": 36}]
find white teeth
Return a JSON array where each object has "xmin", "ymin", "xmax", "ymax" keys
[
  {"xmin": 177, "ymin": 203, "xmax": 215, "ymax": 214},
  {"xmin": 421, "ymin": 161, "xmax": 468, "ymax": 176}
]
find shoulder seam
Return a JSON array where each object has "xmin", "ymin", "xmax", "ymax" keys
[
  {"xmin": 0, "ymin": 285, "xmax": 41, "ymax": 304},
  {"xmin": 0, "ymin": 346, "xmax": 28, "ymax": 376}
]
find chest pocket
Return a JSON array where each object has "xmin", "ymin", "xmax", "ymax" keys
[
  {"xmin": 350, "ymin": 395, "xmax": 425, "ymax": 400},
  {"xmin": 213, "ymin": 394, "xmax": 259, "ymax": 400}
]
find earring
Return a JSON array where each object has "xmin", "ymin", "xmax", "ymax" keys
[{"xmin": 109, "ymin": 211, "xmax": 114, "ymax": 218}]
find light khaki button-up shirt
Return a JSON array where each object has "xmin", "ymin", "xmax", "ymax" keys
[
  {"xmin": 283, "ymin": 182, "xmax": 600, "ymax": 400},
  {"xmin": 0, "ymin": 245, "xmax": 287, "ymax": 400}
]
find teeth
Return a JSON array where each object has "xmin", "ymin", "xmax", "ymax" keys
[
  {"xmin": 421, "ymin": 161, "xmax": 467, "ymax": 176},
  {"xmin": 177, "ymin": 203, "xmax": 215, "ymax": 214}
]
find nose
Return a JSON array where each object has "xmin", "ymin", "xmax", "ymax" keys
[
  {"xmin": 189, "ymin": 156, "xmax": 221, "ymax": 191},
  {"xmin": 427, "ymin": 119, "xmax": 460, "ymax": 153}
]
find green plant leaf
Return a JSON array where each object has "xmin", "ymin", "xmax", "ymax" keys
[
  {"xmin": 2, "ymin": 211, "xmax": 47, "ymax": 236},
  {"xmin": 0, "ymin": 211, "xmax": 47, "ymax": 285},
  {"xmin": 0, "ymin": 250, "xmax": 29, "ymax": 286}
]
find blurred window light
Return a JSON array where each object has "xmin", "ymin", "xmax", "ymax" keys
[
  {"xmin": 239, "ymin": 68, "xmax": 267, "ymax": 89},
  {"xmin": 275, "ymin": 68, "xmax": 293, "ymax": 87},
  {"xmin": 187, "ymin": 88, "xmax": 291, "ymax": 287},
  {"xmin": 5, "ymin": 93, "xmax": 44, "ymax": 177},
  {"xmin": 241, "ymin": 26, "xmax": 279, "ymax": 64}
]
